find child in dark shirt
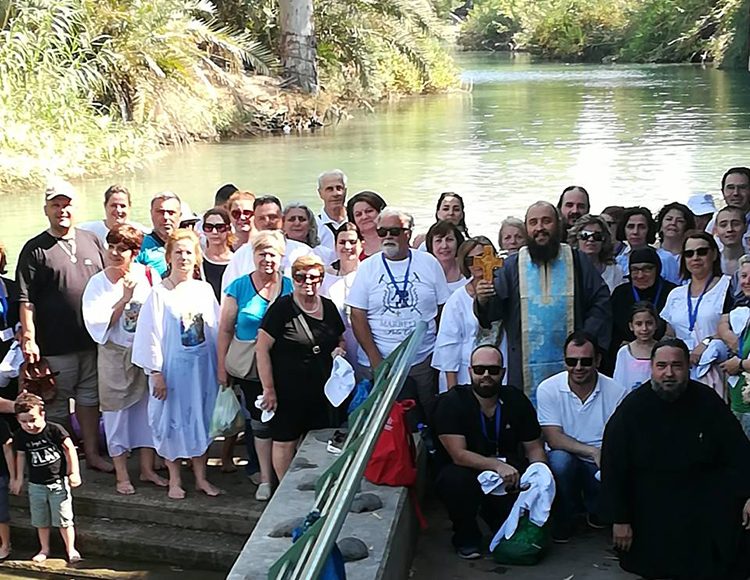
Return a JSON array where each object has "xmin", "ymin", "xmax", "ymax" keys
[{"xmin": 10, "ymin": 393, "xmax": 81, "ymax": 563}]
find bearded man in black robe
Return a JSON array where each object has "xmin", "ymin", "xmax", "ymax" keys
[{"xmin": 600, "ymin": 338, "xmax": 750, "ymax": 579}]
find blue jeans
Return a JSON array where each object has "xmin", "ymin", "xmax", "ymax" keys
[{"xmin": 548, "ymin": 449, "xmax": 600, "ymax": 528}]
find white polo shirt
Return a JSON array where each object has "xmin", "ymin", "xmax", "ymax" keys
[{"xmin": 536, "ymin": 371, "xmax": 628, "ymax": 449}]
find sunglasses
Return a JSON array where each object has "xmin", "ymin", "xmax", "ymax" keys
[
  {"xmin": 471, "ymin": 365, "xmax": 502, "ymax": 376},
  {"xmin": 683, "ymin": 247, "xmax": 711, "ymax": 258},
  {"xmin": 376, "ymin": 227, "xmax": 409, "ymax": 238},
  {"xmin": 231, "ymin": 209, "xmax": 254, "ymax": 220},
  {"xmin": 293, "ymin": 272, "xmax": 322, "ymax": 284},
  {"xmin": 578, "ymin": 231, "xmax": 603, "ymax": 242},
  {"xmin": 203, "ymin": 223, "xmax": 229, "ymax": 233},
  {"xmin": 565, "ymin": 357, "xmax": 594, "ymax": 368}
]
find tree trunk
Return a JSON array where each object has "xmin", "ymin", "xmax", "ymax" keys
[{"xmin": 278, "ymin": 0, "xmax": 318, "ymax": 94}]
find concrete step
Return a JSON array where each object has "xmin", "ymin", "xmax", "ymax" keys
[{"xmin": 9, "ymin": 506, "xmax": 245, "ymax": 572}]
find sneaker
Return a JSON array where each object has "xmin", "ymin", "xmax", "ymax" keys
[
  {"xmin": 456, "ymin": 546, "xmax": 482, "ymax": 560},
  {"xmin": 255, "ymin": 482, "xmax": 273, "ymax": 501},
  {"xmin": 586, "ymin": 513, "xmax": 606, "ymax": 530}
]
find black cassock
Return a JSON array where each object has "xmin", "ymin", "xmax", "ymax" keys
[{"xmin": 600, "ymin": 380, "xmax": 750, "ymax": 580}]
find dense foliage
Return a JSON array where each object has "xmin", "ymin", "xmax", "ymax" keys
[{"xmin": 458, "ymin": 0, "xmax": 749, "ymax": 65}]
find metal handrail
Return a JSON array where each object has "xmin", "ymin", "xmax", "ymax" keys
[{"xmin": 267, "ymin": 321, "xmax": 427, "ymax": 579}]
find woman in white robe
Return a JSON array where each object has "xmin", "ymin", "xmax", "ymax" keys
[
  {"xmin": 433, "ymin": 237, "xmax": 508, "ymax": 392},
  {"xmin": 132, "ymin": 229, "xmax": 221, "ymax": 500},
  {"xmin": 82, "ymin": 224, "xmax": 167, "ymax": 495}
]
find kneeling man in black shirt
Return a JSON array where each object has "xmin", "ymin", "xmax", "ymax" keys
[{"xmin": 433, "ymin": 344, "xmax": 546, "ymax": 559}]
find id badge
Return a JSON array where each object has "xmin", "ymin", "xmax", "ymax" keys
[{"xmin": 0, "ymin": 328, "xmax": 13, "ymax": 342}]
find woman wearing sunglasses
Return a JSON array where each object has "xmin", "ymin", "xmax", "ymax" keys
[
  {"xmin": 568, "ymin": 215, "xmax": 624, "ymax": 292},
  {"xmin": 227, "ymin": 191, "xmax": 256, "ymax": 250},
  {"xmin": 202, "ymin": 208, "xmax": 234, "ymax": 301},
  {"xmin": 255, "ymin": 255, "xmax": 345, "ymax": 480},
  {"xmin": 660, "ymin": 232, "xmax": 731, "ymax": 396}
]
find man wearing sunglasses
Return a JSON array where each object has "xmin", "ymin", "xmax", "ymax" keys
[
  {"xmin": 600, "ymin": 338, "xmax": 750, "ymax": 580},
  {"xmin": 536, "ymin": 331, "xmax": 628, "ymax": 543},
  {"xmin": 475, "ymin": 201, "xmax": 611, "ymax": 404},
  {"xmin": 433, "ymin": 345, "xmax": 546, "ymax": 560},
  {"xmin": 348, "ymin": 208, "xmax": 450, "ymax": 421},
  {"xmin": 316, "ymin": 169, "xmax": 349, "ymax": 252}
]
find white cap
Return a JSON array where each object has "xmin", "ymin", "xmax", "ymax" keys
[
  {"xmin": 43, "ymin": 178, "xmax": 76, "ymax": 202},
  {"xmin": 180, "ymin": 201, "xmax": 199, "ymax": 224},
  {"xmin": 686, "ymin": 193, "xmax": 716, "ymax": 216}
]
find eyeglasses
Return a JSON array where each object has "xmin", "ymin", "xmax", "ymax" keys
[
  {"xmin": 564, "ymin": 357, "xmax": 594, "ymax": 368},
  {"xmin": 203, "ymin": 223, "xmax": 229, "ymax": 233},
  {"xmin": 231, "ymin": 209, "xmax": 254, "ymax": 220},
  {"xmin": 471, "ymin": 365, "xmax": 502, "ymax": 376},
  {"xmin": 578, "ymin": 231, "xmax": 603, "ymax": 242},
  {"xmin": 376, "ymin": 227, "xmax": 409, "ymax": 238},
  {"xmin": 683, "ymin": 247, "xmax": 711, "ymax": 258},
  {"xmin": 630, "ymin": 264, "xmax": 656, "ymax": 275},
  {"xmin": 293, "ymin": 272, "xmax": 322, "ymax": 284}
]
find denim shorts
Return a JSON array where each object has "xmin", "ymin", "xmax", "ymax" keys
[{"xmin": 28, "ymin": 478, "xmax": 74, "ymax": 528}]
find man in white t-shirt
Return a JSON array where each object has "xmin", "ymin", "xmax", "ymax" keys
[
  {"xmin": 221, "ymin": 195, "xmax": 314, "ymax": 290},
  {"xmin": 316, "ymin": 169, "xmax": 348, "ymax": 252},
  {"xmin": 536, "ymin": 331, "xmax": 628, "ymax": 543},
  {"xmin": 347, "ymin": 208, "xmax": 450, "ymax": 419}
]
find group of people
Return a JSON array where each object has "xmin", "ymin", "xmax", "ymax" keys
[{"xmin": 0, "ymin": 166, "xmax": 749, "ymax": 576}]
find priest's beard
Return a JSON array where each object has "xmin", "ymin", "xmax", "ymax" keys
[
  {"xmin": 527, "ymin": 236, "xmax": 561, "ymax": 265},
  {"xmin": 651, "ymin": 378, "xmax": 688, "ymax": 402}
]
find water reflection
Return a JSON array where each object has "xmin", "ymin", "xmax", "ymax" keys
[{"xmin": 3, "ymin": 53, "xmax": 750, "ymax": 266}]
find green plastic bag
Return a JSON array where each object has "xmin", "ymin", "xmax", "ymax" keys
[
  {"xmin": 491, "ymin": 514, "xmax": 551, "ymax": 566},
  {"xmin": 209, "ymin": 385, "xmax": 243, "ymax": 438}
]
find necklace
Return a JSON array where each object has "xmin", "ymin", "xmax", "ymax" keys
[
  {"xmin": 296, "ymin": 295, "xmax": 321, "ymax": 315},
  {"xmin": 56, "ymin": 237, "xmax": 77, "ymax": 263}
]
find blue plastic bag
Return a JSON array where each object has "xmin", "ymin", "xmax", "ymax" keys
[
  {"xmin": 347, "ymin": 378, "xmax": 372, "ymax": 416},
  {"xmin": 292, "ymin": 511, "xmax": 346, "ymax": 580}
]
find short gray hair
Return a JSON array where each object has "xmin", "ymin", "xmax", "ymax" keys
[
  {"xmin": 377, "ymin": 207, "xmax": 414, "ymax": 230},
  {"xmin": 283, "ymin": 202, "xmax": 320, "ymax": 247},
  {"xmin": 317, "ymin": 169, "xmax": 348, "ymax": 190},
  {"xmin": 150, "ymin": 190, "xmax": 181, "ymax": 208},
  {"xmin": 739, "ymin": 254, "xmax": 750, "ymax": 268}
]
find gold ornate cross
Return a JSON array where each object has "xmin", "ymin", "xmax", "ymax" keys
[{"xmin": 472, "ymin": 246, "xmax": 504, "ymax": 281}]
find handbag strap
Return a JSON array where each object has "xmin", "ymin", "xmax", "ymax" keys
[{"xmin": 291, "ymin": 299, "xmax": 322, "ymax": 356}]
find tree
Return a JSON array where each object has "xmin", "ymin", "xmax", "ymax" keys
[{"xmin": 278, "ymin": 0, "xmax": 318, "ymax": 94}]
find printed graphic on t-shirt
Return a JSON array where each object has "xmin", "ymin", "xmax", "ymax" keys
[
  {"xmin": 28, "ymin": 438, "xmax": 62, "ymax": 468},
  {"xmin": 379, "ymin": 273, "xmax": 421, "ymax": 315},
  {"xmin": 180, "ymin": 312, "xmax": 206, "ymax": 346},
  {"xmin": 123, "ymin": 302, "xmax": 142, "ymax": 333}
]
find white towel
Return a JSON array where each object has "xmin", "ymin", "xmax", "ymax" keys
[
  {"xmin": 254, "ymin": 395, "xmax": 275, "ymax": 423},
  {"xmin": 0, "ymin": 341, "xmax": 22, "ymax": 388},
  {"xmin": 489, "ymin": 462, "xmax": 556, "ymax": 551},
  {"xmin": 324, "ymin": 356, "xmax": 356, "ymax": 407},
  {"xmin": 477, "ymin": 470, "xmax": 507, "ymax": 496},
  {"xmin": 695, "ymin": 339, "xmax": 729, "ymax": 378}
]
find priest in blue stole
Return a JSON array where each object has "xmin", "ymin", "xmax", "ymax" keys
[{"xmin": 475, "ymin": 201, "xmax": 612, "ymax": 404}]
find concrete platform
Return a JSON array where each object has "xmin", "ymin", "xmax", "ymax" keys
[{"xmin": 411, "ymin": 492, "xmax": 638, "ymax": 579}]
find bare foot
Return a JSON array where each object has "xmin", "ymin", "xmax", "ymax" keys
[
  {"xmin": 32, "ymin": 551, "xmax": 48, "ymax": 563},
  {"xmin": 139, "ymin": 472, "xmax": 169, "ymax": 487},
  {"xmin": 116, "ymin": 481, "xmax": 135, "ymax": 495},
  {"xmin": 168, "ymin": 485, "xmax": 186, "ymax": 500},
  {"xmin": 67, "ymin": 549, "xmax": 82, "ymax": 564},
  {"xmin": 195, "ymin": 481, "xmax": 222, "ymax": 497},
  {"xmin": 87, "ymin": 456, "xmax": 114, "ymax": 473}
]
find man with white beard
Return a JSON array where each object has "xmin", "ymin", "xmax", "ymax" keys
[{"xmin": 348, "ymin": 208, "xmax": 450, "ymax": 419}]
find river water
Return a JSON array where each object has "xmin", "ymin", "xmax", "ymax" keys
[{"xmin": 3, "ymin": 53, "xmax": 750, "ymax": 266}]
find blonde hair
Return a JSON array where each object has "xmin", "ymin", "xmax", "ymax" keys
[
  {"xmin": 292, "ymin": 255, "xmax": 325, "ymax": 277},
  {"xmin": 251, "ymin": 230, "xmax": 286, "ymax": 256},
  {"xmin": 165, "ymin": 228, "xmax": 203, "ymax": 268},
  {"xmin": 228, "ymin": 191, "xmax": 256, "ymax": 210}
]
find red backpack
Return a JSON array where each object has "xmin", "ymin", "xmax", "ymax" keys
[{"xmin": 365, "ymin": 399, "xmax": 426, "ymax": 528}]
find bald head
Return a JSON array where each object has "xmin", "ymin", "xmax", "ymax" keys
[{"xmin": 470, "ymin": 345, "xmax": 504, "ymax": 367}]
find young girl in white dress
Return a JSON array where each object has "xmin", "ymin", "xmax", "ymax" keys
[{"xmin": 614, "ymin": 302, "xmax": 657, "ymax": 392}]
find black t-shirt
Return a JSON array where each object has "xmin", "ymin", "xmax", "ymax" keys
[
  {"xmin": 260, "ymin": 295, "xmax": 345, "ymax": 401},
  {"xmin": 0, "ymin": 420, "xmax": 12, "ymax": 478},
  {"xmin": 16, "ymin": 229, "xmax": 104, "ymax": 355},
  {"xmin": 203, "ymin": 258, "xmax": 229, "ymax": 302},
  {"xmin": 433, "ymin": 385, "xmax": 541, "ymax": 471},
  {"xmin": 13, "ymin": 422, "xmax": 69, "ymax": 484}
]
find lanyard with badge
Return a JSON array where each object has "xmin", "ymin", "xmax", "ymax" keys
[
  {"xmin": 687, "ymin": 275, "xmax": 714, "ymax": 333},
  {"xmin": 382, "ymin": 251, "xmax": 412, "ymax": 307},
  {"xmin": 479, "ymin": 402, "xmax": 502, "ymax": 458}
]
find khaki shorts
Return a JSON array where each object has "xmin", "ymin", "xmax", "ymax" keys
[
  {"xmin": 45, "ymin": 351, "xmax": 99, "ymax": 421},
  {"xmin": 28, "ymin": 479, "xmax": 74, "ymax": 528}
]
